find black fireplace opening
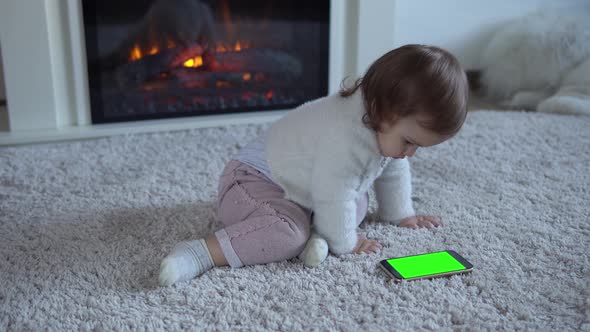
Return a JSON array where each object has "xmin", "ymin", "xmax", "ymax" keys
[{"xmin": 82, "ymin": 0, "xmax": 330, "ymax": 124}]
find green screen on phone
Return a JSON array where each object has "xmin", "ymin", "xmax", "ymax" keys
[{"xmin": 386, "ymin": 251, "xmax": 468, "ymax": 279}]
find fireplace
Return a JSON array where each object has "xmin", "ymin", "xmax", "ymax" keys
[
  {"xmin": 82, "ymin": 0, "xmax": 330, "ymax": 124},
  {"xmin": 1, "ymin": 1, "xmax": 399, "ymax": 146}
]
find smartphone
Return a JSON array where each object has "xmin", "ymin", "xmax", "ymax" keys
[{"xmin": 379, "ymin": 250, "xmax": 473, "ymax": 282}]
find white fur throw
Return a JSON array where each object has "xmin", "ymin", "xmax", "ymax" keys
[{"xmin": 479, "ymin": 6, "xmax": 590, "ymax": 116}]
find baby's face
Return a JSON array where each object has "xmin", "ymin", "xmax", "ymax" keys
[{"xmin": 376, "ymin": 114, "xmax": 450, "ymax": 159}]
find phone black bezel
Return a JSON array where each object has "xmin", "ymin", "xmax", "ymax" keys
[
  {"xmin": 447, "ymin": 250, "xmax": 474, "ymax": 269},
  {"xmin": 379, "ymin": 250, "xmax": 473, "ymax": 281}
]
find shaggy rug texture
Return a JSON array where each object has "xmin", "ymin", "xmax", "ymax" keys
[{"xmin": 0, "ymin": 111, "xmax": 589, "ymax": 331}]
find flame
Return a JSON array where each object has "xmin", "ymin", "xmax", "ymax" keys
[
  {"xmin": 148, "ymin": 46, "xmax": 159, "ymax": 55},
  {"xmin": 216, "ymin": 81, "xmax": 231, "ymax": 88},
  {"xmin": 128, "ymin": 38, "xmax": 177, "ymax": 62},
  {"xmin": 215, "ymin": 41, "xmax": 248, "ymax": 53},
  {"xmin": 220, "ymin": 0, "xmax": 236, "ymax": 40},
  {"xmin": 129, "ymin": 44, "xmax": 159, "ymax": 61},
  {"xmin": 183, "ymin": 56, "xmax": 203, "ymax": 68},
  {"xmin": 130, "ymin": 45, "xmax": 142, "ymax": 61},
  {"xmin": 216, "ymin": 44, "xmax": 227, "ymax": 53},
  {"xmin": 128, "ymin": 38, "xmax": 248, "ymax": 64}
]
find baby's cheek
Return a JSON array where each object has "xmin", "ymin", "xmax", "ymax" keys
[{"xmin": 379, "ymin": 142, "xmax": 394, "ymax": 157}]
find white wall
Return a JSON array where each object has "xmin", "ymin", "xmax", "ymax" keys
[
  {"xmin": 391, "ymin": 0, "xmax": 590, "ymax": 70},
  {"xmin": 355, "ymin": 1, "xmax": 396, "ymax": 77},
  {"xmin": 332, "ymin": 0, "xmax": 398, "ymax": 89}
]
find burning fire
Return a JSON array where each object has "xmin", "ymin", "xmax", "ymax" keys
[
  {"xmin": 128, "ymin": 41, "xmax": 177, "ymax": 62},
  {"xmin": 130, "ymin": 45, "xmax": 142, "ymax": 62},
  {"xmin": 129, "ymin": 40, "xmax": 249, "ymax": 64},
  {"xmin": 216, "ymin": 41, "xmax": 247, "ymax": 53},
  {"xmin": 183, "ymin": 56, "xmax": 203, "ymax": 68},
  {"xmin": 130, "ymin": 44, "xmax": 162, "ymax": 61}
]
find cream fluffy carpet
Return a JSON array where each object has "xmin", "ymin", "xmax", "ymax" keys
[{"xmin": 1, "ymin": 111, "xmax": 589, "ymax": 331}]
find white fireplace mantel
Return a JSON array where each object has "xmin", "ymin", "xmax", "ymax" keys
[{"xmin": 0, "ymin": 0, "xmax": 396, "ymax": 145}]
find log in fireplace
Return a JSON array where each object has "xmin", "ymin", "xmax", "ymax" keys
[{"xmin": 82, "ymin": 0, "xmax": 329, "ymax": 124}]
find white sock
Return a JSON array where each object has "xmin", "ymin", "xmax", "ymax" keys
[
  {"xmin": 159, "ymin": 239, "xmax": 215, "ymax": 286},
  {"xmin": 298, "ymin": 232, "xmax": 329, "ymax": 267}
]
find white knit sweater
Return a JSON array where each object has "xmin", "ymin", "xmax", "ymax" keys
[{"xmin": 266, "ymin": 91, "xmax": 415, "ymax": 254}]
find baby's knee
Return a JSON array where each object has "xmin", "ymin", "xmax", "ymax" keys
[{"xmin": 274, "ymin": 213, "xmax": 311, "ymax": 257}]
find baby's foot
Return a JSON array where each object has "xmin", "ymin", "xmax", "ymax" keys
[
  {"xmin": 299, "ymin": 234, "xmax": 328, "ymax": 267},
  {"xmin": 159, "ymin": 239, "xmax": 214, "ymax": 286}
]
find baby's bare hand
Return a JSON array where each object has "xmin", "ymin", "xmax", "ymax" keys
[
  {"xmin": 352, "ymin": 234, "xmax": 383, "ymax": 254},
  {"xmin": 399, "ymin": 215, "xmax": 443, "ymax": 229}
]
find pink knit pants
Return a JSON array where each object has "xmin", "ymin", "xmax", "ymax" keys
[{"xmin": 214, "ymin": 160, "xmax": 368, "ymax": 267}]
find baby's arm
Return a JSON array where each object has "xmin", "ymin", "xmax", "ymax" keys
[
  {"xmin": 312, "ymin": 198, "xmax": 358, "ymax": 255},
  {"xmin": 310, "ymin": 149, "xmax": 362, "ymax": 255},
  {"xmin": 374, "ymin": 158, "xmax": 416, "ymax": 224},
  {"xmin": 375, "ymin": 158, "xmax": 442, "ymax": 228}
]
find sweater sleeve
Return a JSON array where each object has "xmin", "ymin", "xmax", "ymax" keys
[
  {"xmin": 374, "ymin": 158, "xmax": 415, "ymax": 225},
  {"xmin": 310, "ymin": 149, "xmax": 363, "ymax": 255},
  {"xmin": 312, "ymin": 199, "xmax": 358, "ymax": 255}
]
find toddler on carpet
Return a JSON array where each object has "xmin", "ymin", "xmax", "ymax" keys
[{"xmin": 159, "ymin": 44, "xmax": 469, "ymax": 286}]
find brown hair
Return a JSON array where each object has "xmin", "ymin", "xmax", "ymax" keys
[{"xmin": 340, "ymin": 44, "xmax": 469, "ymax": 135}]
